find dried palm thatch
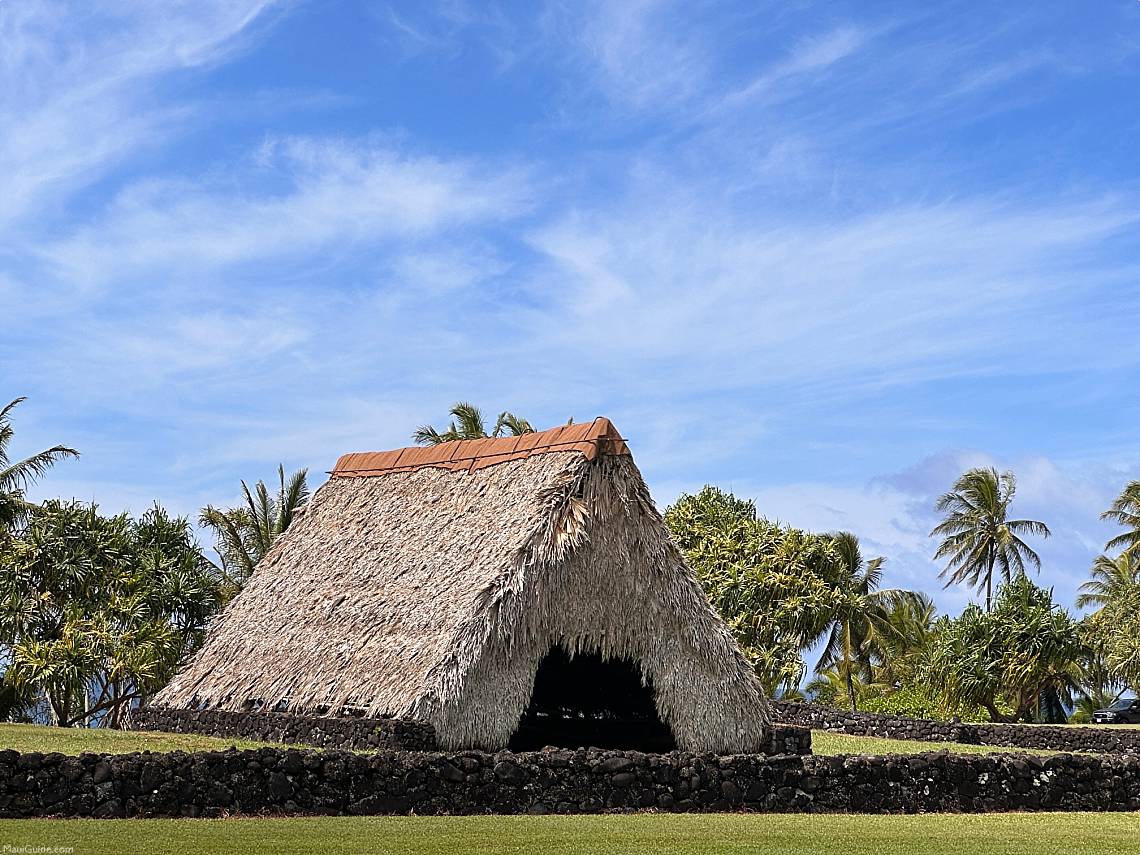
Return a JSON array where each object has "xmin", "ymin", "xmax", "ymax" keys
[{"xmin": 154, "ymin": 418, "xmax": 770, "ymax": 752}]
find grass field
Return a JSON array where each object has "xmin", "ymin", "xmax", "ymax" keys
[
  {"xmin": 0, "ymin": 723, "xmax": 1056, "ymax": 758},
  {"xmin": 1, "ymin": 813, "xmax": 1138, "ymax": 854},
  {"xmin": 0, "ymin": 723, "xmax": 275, "ymax": 755},
  {"xmin": 809, "ymin": 731, "xmax": 1056, "ymax": 756}
]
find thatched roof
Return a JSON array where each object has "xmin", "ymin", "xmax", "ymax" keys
[{"xmin": 154, "ymin": 417, "xmax": 770, "ymax": 752}]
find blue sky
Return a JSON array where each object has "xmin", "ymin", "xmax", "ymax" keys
[{"xmin": 4, "ymin": 1, "xmax": 1140, "ymax": 619}]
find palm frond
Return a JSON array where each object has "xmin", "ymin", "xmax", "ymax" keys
[
  {"xmin": 450, "ymin": 402, "xmax": 485, "ymax": 439},
  {"xmin": 0, "ymin": 446, "xmax": 81, "ymax": 493},
  {"xmin": 412, "ymin": 425, "xmax": 444, "ymax": 446}
]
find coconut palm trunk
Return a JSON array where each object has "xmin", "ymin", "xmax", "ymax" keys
[
  {"xmin": 985, "ymin": 543, "xmax": 996, "ymax": 612},
  {"xmin": 844, "ymin": 657, "xmax": 858, "ymax": 713}
]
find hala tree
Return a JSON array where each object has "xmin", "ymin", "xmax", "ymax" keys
[
  {"xmin": 924, "ymin": 575, "xmax": 1083, "ymax": 723},
  {"xmin": 0, "ymin": 501, "xmax": 224, "ymax": 727},
  {"xmin": 930, "ymin": 467, "xmax": 1050, "ymax": 611}
]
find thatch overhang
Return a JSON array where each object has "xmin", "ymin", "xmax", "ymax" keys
[{"xmin": 154, "ymin": 417, "xmax": 770, "ymax": 753}]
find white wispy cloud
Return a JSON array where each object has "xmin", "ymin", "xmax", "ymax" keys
[
  {"xmin": 0, "ymin": 0, "xmax": 281, "ymax": 229},
  {"xmin": 551, "ymin": 0, "xmax": 713, "ymax": 112},
  {"xmin": 525, "ymin": 193, "xmax": 1140, "ymax": 400},
  {"xmin": 374, "ymin": 1, "xmax": 524, "ymax": 69},
  {"xmin": 43, "ymin": 136, "xmax": 535, "ymax": 286},
  {"xmin": 714, "ymin": 25, "xmax": 870, "ymax": 114}
]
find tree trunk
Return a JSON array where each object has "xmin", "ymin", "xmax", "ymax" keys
[
  {"xmin": 50, "ymin": 686, "xmax": 70, "ymax": 727},
  {"xmin": 110, "ymin": 680, "xmax": 126, "ymax": 730},
  {"xmin": 983, "ymin": 700, "xmax": 1012, "ymax": 723},
  {"xmin": 985, "ymin": 544, "xmax": 996, "ymax": 612}
]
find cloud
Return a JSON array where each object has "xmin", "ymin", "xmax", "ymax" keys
[
  {"xmin": 386, "ymin": 243, "xmax": 512, "ymax": 295},
  {"xmin": 42, "ymin": 137, "xmax": 535, "ymax": 287},
  {"xmin": 7, "ymin": 0, "xmax": 1140, "ymax": 632},
  {"xmin": 524, "ymin": 193, "xmax": 1140, "ymax": 406},
  {"xmin": 373, "ymin": 2, "xmax": 525, "ymax": 70},
  {"xmin": 951, "ymin": 52, "xmax": 1057, "ymax": 97},
  {"xmin": 715, "ymin": 25, "xmax": 870, "ymax": 114},
  {"xmin": 551, "ymin": 0, "xmax": 713, "ymax": 112},
  {"xmin": 0, "ymin": 1, "xmax": 281, "ymax": 229}
]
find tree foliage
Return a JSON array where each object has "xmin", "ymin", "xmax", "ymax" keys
[
  {"xmin": 413, "ymin": 402, "xmax": 537, "ymax": 446},
  {"xmin": 816, "ymin": 532, "xmax": 923, "ymax": 711},
  {"xmin": 1085, "ymin": 576, "xmax": 1140, "ymax": 694},
  {"xmin": 923, "ymin": 576, "xmax": 1082, "ymax": 722},
  {"xmin": 0, "ymin": 397, "xmax": 79, "ymax": 534},
  {"xmin": 0, "ymin": 501, "xmax": 224, "ymax": 726},
  {"xmin": 856, "ymin": 681, "xmax": 1002, "ymax": 722},
  {"xmin": 930, "ymin": 467, "xmax": 1050, "ymax": 611},
  {"xmin": 1102, "ymin": 480, "xmax": 1140, "ymax": 557},
  {"xmin": 665, "ymin": 486, "xmax": 845, "ymax": 695},
  {"xmin": 864, "ymin": 593, "xmax": 937, "ymax": 688},
  {"xmin": 665, "ymin": 486, "xmax": 926, "ymax": 706},
  {"xmin": 198, "ymin": 465, "xmax": 308, "ymax": 594},
  {"xmin": 1077, "ymin": 552, "xmax": 1140, "ymax": 611}
]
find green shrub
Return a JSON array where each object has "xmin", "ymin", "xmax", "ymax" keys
[{"xmin": 857, "ymin": 684, "xmax": 1001, "ymax": 723}]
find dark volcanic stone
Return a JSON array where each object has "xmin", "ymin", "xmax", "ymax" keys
[
  {"xmin": 493, "ymin": 761, "xmax": 528, "ymax": 785},
  {"xmin": 601, "ymin": 757, "xmax": 633, "ymax": 773}
]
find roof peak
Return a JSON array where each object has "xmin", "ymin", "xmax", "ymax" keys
[{"xmin": 331, "ymin": 416, "xmax": 629, "ymax": 478}]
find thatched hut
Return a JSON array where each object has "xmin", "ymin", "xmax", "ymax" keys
[{"xmin": 154, "ymin": 418, "xmax": 770, "ymax": 752}]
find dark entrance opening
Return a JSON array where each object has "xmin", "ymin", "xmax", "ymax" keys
[{"xmin": 508, "ymin": 646, "xmax": 677, "ymax": 751}]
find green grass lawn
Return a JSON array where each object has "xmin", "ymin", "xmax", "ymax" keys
[
  {"xmin": 0, "ymin": 722, "xmax": 276, "ymax": 755},
  {"xmin": 1, "ymin": 723, "xmax": 1056, "ymax": 759},
  {"xmin": 1, "ymin": 813, "xmax": 1138, "ymax": 855},
  {"xmin": 809, "ymin": 731, "xmax": 1056, "ymax": 756}
]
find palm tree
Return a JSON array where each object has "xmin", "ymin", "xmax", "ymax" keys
[
  {"xmin": 816, "ymin": 532, "xmax": 920, "ymax": 712},
  {"xmin": 199, "ymin": 465, "xmax": 309, "ymax": 593},
  {"xmin": 805, "ymin": 666, "xmax": 869, "ymax": 707},
  {"xmin": 1077, "ymin": 552, "xmax": 1140, "ymax": 612},
  {"xmin": 1102, "ymin": 481, "xmax": 1140, "ymax": 557},
  {"xmin": 930, "ymin": 467, "xmax": 1050, "ymax": 612},
  {"xmin": 868, "ymin": 592, "xmax": 937, "ymax": 687},
  {"xmin": 0, "ymin": 397, "xmax": 79, "ymax": 532},
  {"xmin": 413, "ymin": 402, "xmax": 536, "ymax": 445}
]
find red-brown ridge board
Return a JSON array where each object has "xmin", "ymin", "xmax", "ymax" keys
[{"xmin": 330, "ymin": 417, "xmax": 630, "ymax": 478}]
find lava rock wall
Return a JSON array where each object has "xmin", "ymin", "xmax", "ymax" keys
[
  {"xmin": 130, "ymin": 708, "xmax": 437, "ymax": 752},
  {"xmin": 130, "ymin": 708, "xmax": 810, "ymax": 757},
  {"xmin": 771, "ymin": 701, "xmax": 1140, "ymax": 754},
  {"xmin": 2, "ymin": 746, "xmax": 1138, "ymax": 818}
]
